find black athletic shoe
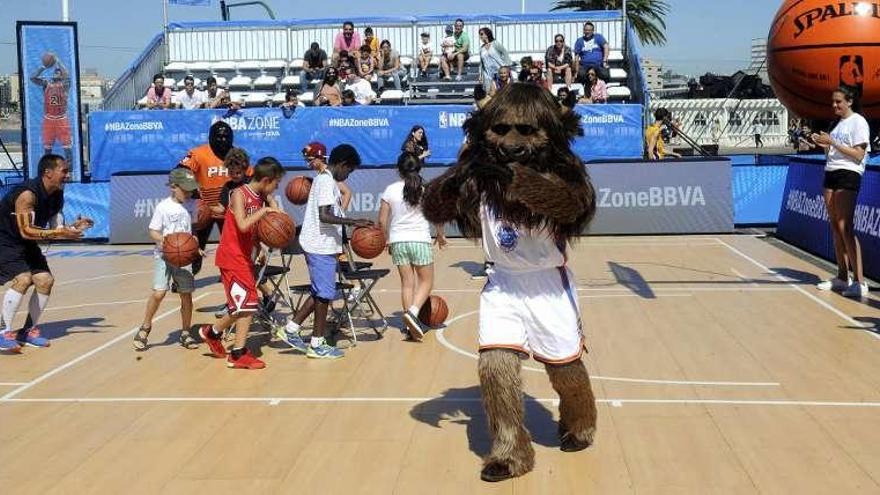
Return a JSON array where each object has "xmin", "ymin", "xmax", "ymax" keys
[{"xmin": 191, "ymin": 257, "xmax": 202, "ymax": 276}]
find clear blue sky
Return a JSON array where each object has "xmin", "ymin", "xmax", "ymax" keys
[{"xmin": 1, "ymin": 0, "xmax": 780, "ymax": 78}]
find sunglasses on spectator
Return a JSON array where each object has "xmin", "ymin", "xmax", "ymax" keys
[{"xmin": 555, "ymin": 38, "xmax": 564, "ymax": 43}]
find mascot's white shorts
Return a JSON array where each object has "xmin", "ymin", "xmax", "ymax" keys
[{"xmin": 479, "ymin": 266, "xmax": 586, "ymax": 364}]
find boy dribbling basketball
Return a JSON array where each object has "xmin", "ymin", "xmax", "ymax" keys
[
  {"xmin": 199, "ymin": 158, "xmax": 285, "ymax": 369},
  {"xmin": 133, "ymin": 168, "xmax": 201, "ymax": 351}
]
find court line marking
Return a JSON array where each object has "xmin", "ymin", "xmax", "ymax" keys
[
  {"xmin": 714, "ymin": 238, "xmax": 878, "ymax": 338},
  {"xmin": 445, "ymin": 242, "xmax": 722, "ymax": 249},
  {"xmin": 0, "ymin": 292, "xmax": 213, "ymax": 401},
  {"xmin": 2, "ymin": 397, "xmax": 877, "ymax": 409},
  {"xmin": 435, "ymin": 310, "xmax": 780, "ymax": 387},
  {"xmin": 376, "ymin": 287, "xmax": 795, "ymax": 295},
  {"xmin": 55, "ymin": 270, "xmax": 154, "ymax": 287},
  {"xmin": 15, "ymin": 299, "xmax": 143, "ymax": 315},
  {"xmin": 730, "ymin": 267, "xmax": 759, "ymax": 288},
  {"xmin": 0, "ymin": 383, "xmax": 26, "ymax": 386}
]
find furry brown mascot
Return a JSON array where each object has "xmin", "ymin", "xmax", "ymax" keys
[{"xmin": 422, "ymin": 83, "xmax": 598, "ymax": 482}]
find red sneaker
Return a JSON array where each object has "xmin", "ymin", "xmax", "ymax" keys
[
  {"xmin": 226, "ymin": 349, "xmax": 266, "ymax": 370},
  {"xmin": 198, "ymin": 324, "xmax": 227, "ymax": 358}
]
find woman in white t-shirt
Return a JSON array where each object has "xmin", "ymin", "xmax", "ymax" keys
[
  {"xmin": 811, "ymin": 86, "xmax": 871, "ymax": 298},
  {"xmin": 378, "ymin": 153, "xmax": 447, "ymax": 341}
]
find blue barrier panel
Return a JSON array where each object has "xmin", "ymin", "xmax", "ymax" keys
[
  {"xmin": 87, "ymin": 104, "xmax": 644, "ymax": 180},
  {"xmin": 731, "ymin": 164, "xmax": 789, "ymax": 225},
  {"xmin": 777, "ymin": 158, "xmax": 880, "ymax": 280},
  {"xmin": 62, "ymin": 182, "xmax": 109, "ymax": 239}
]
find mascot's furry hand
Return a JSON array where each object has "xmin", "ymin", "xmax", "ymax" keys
[{"xmin": 508, "ymin": 163, "xmax": 590, "ymax": 226}]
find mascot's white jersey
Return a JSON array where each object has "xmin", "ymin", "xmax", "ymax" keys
[{"xmin": 480, "ymin": 203, "xmax": 566, "ymax": 272}]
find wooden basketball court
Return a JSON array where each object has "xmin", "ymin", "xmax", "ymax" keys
[{"xmin": 1, "ymin": 234, "xmax": 879, "ymax": 494}]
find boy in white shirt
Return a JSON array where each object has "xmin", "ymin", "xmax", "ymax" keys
[
  {"xmin": 418, "ymin": 32, "xmax": 433, "ymax": 78},
  {"xmin": 133, "ymin": 168, "xmax": 202, "ymax": 351},
  {"xmin": 276, "ymin": 142, "xmax": 372, "ymax": 359}
]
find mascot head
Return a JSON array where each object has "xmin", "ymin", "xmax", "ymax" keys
[{"xmin": 452, "ymin": 83, "xmax": 592, "ymax": 241}]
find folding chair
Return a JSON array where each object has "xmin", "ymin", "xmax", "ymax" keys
[{"xmin": 336, "ymin": 227, "xmax": 390, "ymax": 343}]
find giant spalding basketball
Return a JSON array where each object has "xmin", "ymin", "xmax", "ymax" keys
[
  {"xmin": 350, "ymin": 226, "xmax": 385, "ymax": 259},
  {"xmin": 162, "ymin": 232, "xmax": 200, "ymax": 268},
  {"xmin": 768, "ymin": 0, "xmax": 880, "ymax": 118},
  {"xmin": 257, "ymin": 211, "xmax": 296, "ymax": 249}
]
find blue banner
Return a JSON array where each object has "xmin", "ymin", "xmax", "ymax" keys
[
  {"xmin": 16, "ymin": 22, "xmax": 84, "ymax": 181},
  {"xmin": 777, "ymin": 159, "xmax": 880, "ymax": 280},
  {"xmin": 88, "ymin": 105, "xmax": 644, "ymax": 181},
  {"xmin": 169, "ymin": 0, "xmax": 211, "ymax": 6}
]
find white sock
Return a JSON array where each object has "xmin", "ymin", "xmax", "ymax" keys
[
  {"xmin": 407, "ymin": 305, "xmax": 420, "ymax": 316},
  {"xmin": 310, "ymin": 336, "xmax": 323, "ymax": 348},
  {"xmin": 286, "ymin": 319, "xmax": 301, "ymax": 334},
  {"xmin": 28, "ymin": 292, "xmax": 50, "ymax": 327},
  {"xmin": 2, "ymin": 289, "xmax": 25, "ymax": 332}
]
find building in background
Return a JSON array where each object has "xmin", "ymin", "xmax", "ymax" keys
[
  {"xmin": 80, "ymin": 69, "xmax": 108, "ymax": 113},
  {"xmin": 641, "ymin": 58, "xmax": 663, "ymax": 92},
  {"xmin": 748, "ymin": 37, "xmax": 768, "ymax": 83},
  {"xmin": 0, "ymin": 75, "xmax": 19, "ymax": 113}
]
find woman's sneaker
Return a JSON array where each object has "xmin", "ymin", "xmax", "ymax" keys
[
  {"xmin": 274, "ymin": 324, "xmax": 308, "ymax": 352},
  {"xmin": 816, "ymin": 276, "xmax": 851, "ymax": 291},
  {"xmin": 402, "ymin": 311, "xmax": 425, "ymax": 341},
  {"xmin": 16, "ymin": 327, "xmax": 49, "ymax": 347},
  {"xmin": 306, "ymin": 343, "xmax": 344, "ymax": 359},
  {"xmin": 0, "ymin": 331, "xmax": 22, "ymax": 353},
  {"xmin": 842, "ymin": 281, "xmax": 869, "ymax": 299}
]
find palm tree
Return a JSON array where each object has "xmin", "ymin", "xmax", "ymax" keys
[{"xmin": 551, "ymin": 0, "xmax": 670, "ymax": 46}]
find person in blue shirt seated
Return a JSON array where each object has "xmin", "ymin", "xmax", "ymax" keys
[{"xmin": 573, "ymin": 22, "xmax": 609, "ymax": 84}]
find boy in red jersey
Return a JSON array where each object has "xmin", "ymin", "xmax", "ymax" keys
[
  {"xmin": 199, "ymin": 157, "xmax": 285, "ymax": 369},
  {"xmin": 30, "ymin": 57, "xmax": 72, "ymax": 165}
]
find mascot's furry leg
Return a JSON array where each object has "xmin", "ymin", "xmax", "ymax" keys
[
  {"xmin": 545, "ymin": 359, "xmax": 597, "ymax": 451},
  {"xmin": 478, "ymin": 349, "xmax": 535, "ymax": 482}
]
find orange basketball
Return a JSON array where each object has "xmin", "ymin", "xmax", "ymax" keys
[
  {"xmin": 768, "ymin": 0, "xmax": 880, "ymax": 118},
  {"xmin": 257, "ymin": 211, "xmax": 295, "ymax": 249},
  {"xmin": 350, "ymin": 226, "xmax": 385, "ymax": 259},
  {"xmin": 162, "ymin": 232, "xmax": 200, "ymax": 268},
  {"xmin": 418, "ymin": 295, "xmax": 449, "ymax": 327},
  {"xmin": 192, "ymin": 200, "xmax": 212, "ymax": 230},
  {"xmin": 41, "ymin": 53, "xmax": 56, "ymax": 67},
  {"xmin": 285, "ymin": 176, "xmax": 312, "ymax": 205}
]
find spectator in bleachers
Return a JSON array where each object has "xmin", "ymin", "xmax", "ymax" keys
[
  {"xmin": 441, "ymin": 19, "xmax": 470, "ymax": 81},
  {"xmin": 357, "ymin": 45, "xmax": 376, "ymax": 81},
  {"xmin": 346, "ymin": 71, "xmax": 376, "ymax": 105},
  {"xmin": 281, "ymin": 89, "xmax": 304, "ymax": 118},
  {"xmin": 315, "ymin": 67, "xmax": 343, "ymax": 107},
  {"xmin": 333, "ymin": 21, "xmax": 361, "ymax": 64},
  {"xmin": 173, "ymin": 75, "xmax": 208, "ymax": 110},
  {"xmin": 301, "ymin": 42, "xmax": 328, "ymax": 94},
  {"xmin": 417, "ymin": 32, "xmax": 433, "ymax": 79},
  {"xmin": 584, "ymin": 67, "xmax": 607, "ymax": 103},
  {"xmin": 377, "ymin": 40, "xmax": 405, "ymax": 90},
  {"xmin": 557, "ymin": 87, "xmax": 578, "ymax": 113},
  {"xmin": 545, "ymin": 34, "xmax": 574, "ymax": 87},
  {"xmin": 439, "ymin": 25, "xmax": 456, "ymax": 80},
  {"xmin": 473, "ymin": 83, "xmax": 490, "ymax": 109},
  {"xmin": 204, "ymin": 76, "xmax": 229, "ymax": 109},
  {"xmin": 401, "ymin": 125, "xmax": 431, "ymax": 163},
  {"xmin": 142, "ymin": 73, "xmax": 172, "ymax": 109},
  {"xmin": 336, "ymin": 50, "xmax": 356, "ymax": 79},
  {"xmin": 364, "ymin": 27, "xmax": 379, "ymax": 62},
  {"xmin": 488, "ymin": 65, "xmax": 512, "ymax": 97},
  {"xmin": 478, "ymin": 27, "xmax": 511, "ymax": 93},
  {"xmin": 525, "ymin": 64, "xmax": 550, "ymax": 91},
  {"xmin": 341, "ymin": 89, "xmax": 358, "ymax": 106},
  {"xmin": 518, "ymin": 56, "xmax": 534, "ymax": 83},
  {"xmin": 574, "ymin": 21, "xmax": 609, "ymax": 84}
]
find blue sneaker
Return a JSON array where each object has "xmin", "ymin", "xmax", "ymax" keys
[
  {"xmin": 0, "ymin": 331, "xmax": 22, "ymax": 353},
  {"xmin": 274, "ymin": 324, "xmax": 308, "ymax": 352},
  {"xmin": 306, "ymin": 343, "xmax": 344, "ymax": 359},
  {"xmin": 16, "ymin": 327, "xmax": 49, "ymax": 348}
]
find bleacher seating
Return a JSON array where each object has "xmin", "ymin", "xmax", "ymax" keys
[{"xmin": 112, "ymin": 13, "xmax": 645, "ymax": 110}]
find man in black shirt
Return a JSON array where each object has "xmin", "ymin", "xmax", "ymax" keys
[
  {"xmin": 300, "ymin": 42, "xmax": 328, "ymax": 94},
  {"xmin": 0, "ymin": 154, "xmax": 92, "ymax": 352}
]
